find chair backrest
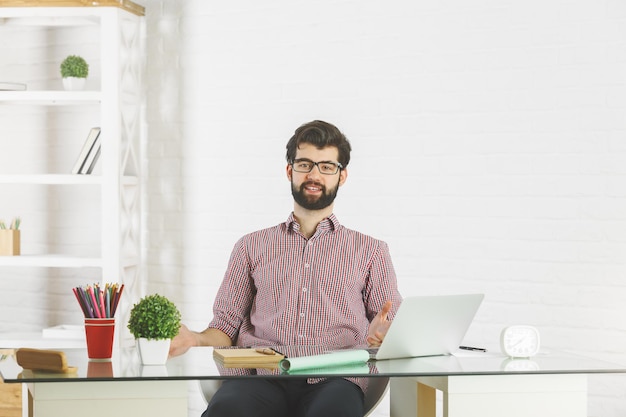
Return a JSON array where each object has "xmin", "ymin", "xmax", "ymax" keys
[
  {"xmin": 364, "ymin": 377, "xmax": 389, "ymax": 417},
  {"xmin": 199, "ymin": 377, "xmax": 389, "ymax": 417},
  {"xmin": 199, "ymin": 379, "xmax": 222, "ymax": 404}
]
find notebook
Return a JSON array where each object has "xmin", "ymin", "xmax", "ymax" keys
[
  {"xmin": 213, "ymin": 348, "xmax": 284, "ymax": 368},
  {"xmin": 370, "ymin": 293, "xmax": 484, "ymax": 360}
]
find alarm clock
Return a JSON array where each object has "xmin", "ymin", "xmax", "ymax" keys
[
  {"xmin": 500, "ymin": 325, "xmax": 540, "ymax": 358},
  {"xmin": 501, "ymin": 358, "xmax": 541, "ymax": 372}
]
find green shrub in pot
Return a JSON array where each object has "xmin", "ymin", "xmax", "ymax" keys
[
  {"xmin": 127, "ymin": 293, "xmax": 181, "ymax": 340},
  {"xmin": 60, "ymin": 55, "xmax": 89, "ymax": 78}
]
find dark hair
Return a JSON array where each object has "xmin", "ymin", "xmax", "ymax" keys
[{"xmin": 286, "ymin": 120, "xmax": 352, "ymax": 167}]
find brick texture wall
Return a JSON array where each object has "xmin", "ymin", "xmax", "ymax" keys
[{"xmin": 140, "ymin": 2, "xmax": 626, "ymax": 415}]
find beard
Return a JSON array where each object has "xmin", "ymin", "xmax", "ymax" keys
[{"xmin": 291, "ymin": 179, "xmax": 340, "ymax": 210}]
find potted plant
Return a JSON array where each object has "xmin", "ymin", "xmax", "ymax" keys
[
  {"xmin": 127, "ymin": 293, "xmax": 181, "ymax": 365},
  {"xmin": 60, "ymin": 55, "xmax": 89, "ymax": 90}
]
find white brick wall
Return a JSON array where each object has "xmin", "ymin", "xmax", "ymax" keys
[
  {"xmin": 141, "ymin": 2, "xmax": 626, "ymax": 415},
  {"xmin": 2, "ymin": 0, "xmax": 625, "ymax": 416}
]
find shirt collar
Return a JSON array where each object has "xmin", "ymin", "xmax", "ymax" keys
[{"xmin": 285, "ymin": 212, "xmax": 340, "ymax": 234}]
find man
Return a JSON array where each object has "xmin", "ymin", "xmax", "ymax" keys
[{"xmin": 170, "ymin": 120, "xmax": 402, "ymax": 417}]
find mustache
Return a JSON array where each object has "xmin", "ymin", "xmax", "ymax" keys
[{"xmin": 301, "ymin": 181, "xmax": 325, "ymax": 191}]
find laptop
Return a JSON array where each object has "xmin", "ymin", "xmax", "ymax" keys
[{"xmin": 369, "ymin": 293, "xmax": 484, "ymax": 360}]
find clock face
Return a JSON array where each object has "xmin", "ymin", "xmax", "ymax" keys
[{"xmin": 500, "ymin": 325, "xmax": 540, "ymax": 358}]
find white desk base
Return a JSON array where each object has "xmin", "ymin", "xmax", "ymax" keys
[
  {"xmin": 26, "ymin": 380, "xmax": 187, "ymax": 417},
  {"xmin": 25, "ymin": 374, "xmax": 587, "ymax": 417},
  {"xmin": 391, "ymin": 374, "xmax": 587, "ymax": 417}
]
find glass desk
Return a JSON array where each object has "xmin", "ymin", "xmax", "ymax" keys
[{"xmin": 1, "ymin": 346, "xmax": 625, "ymax": 417}]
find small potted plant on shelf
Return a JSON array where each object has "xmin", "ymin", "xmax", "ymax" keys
[
  {"xmin": 60, "ymin": 54, "xmax": 89, "ymax": 90},
  {"xmin": 127, "ymin": 293, "xmax": 181, "ymax": 365}
]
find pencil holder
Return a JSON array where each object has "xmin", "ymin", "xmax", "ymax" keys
[
  {"xmin": 0, "ymin": 230, "xmax": 20, "ymax": 256},
  {"xmin": 85, "ymin": 318, "xmax": 115, "ymax": 360}
]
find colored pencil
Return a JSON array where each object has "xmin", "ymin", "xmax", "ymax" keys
[{"xmin": 72, "ymin": 283, "xmax": 124, "ymax": 318}]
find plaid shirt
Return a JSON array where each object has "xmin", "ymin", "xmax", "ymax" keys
[{"xmin": 209, "ymin": 213, "xmax": 402, "ymax": 391}]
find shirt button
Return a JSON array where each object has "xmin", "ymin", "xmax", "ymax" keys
[
  {"xmin": 304, "ymin": 263, "xmax": 310, "ymax": 268},
  {"xmin": 308, "ymin": 241, "xmax": 314, "ymax": 246},
  {"xmin": 300, "ymin": 313, "xmax": 305, "ymax": 317},
  {"xmin": 302, "ymin": 288, "xmax": 307, "ymax": 293}
]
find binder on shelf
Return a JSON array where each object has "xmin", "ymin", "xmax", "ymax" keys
[{"xmin": 71, "ymin": 127, "xmax": 101, "ymax": 175}]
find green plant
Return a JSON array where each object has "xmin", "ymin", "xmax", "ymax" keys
[
  {"xmin": 60, "ymin": 55, "xmax": 89, "ymax": 78},
  {"xmin": 127, "ymin": 294, "xmax": 181, "ymax": 340}
]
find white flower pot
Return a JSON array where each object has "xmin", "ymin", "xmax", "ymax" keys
[
  {"xmin": 137, "ymin": 338, "xmax": 171, "ymax": 365},
  {"xmin": 62, "ymin": 76, "xmax": 86, "ymax": 91}
]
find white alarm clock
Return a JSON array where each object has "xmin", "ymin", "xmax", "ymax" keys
[
  {"xmin": 501, "ymin": 358, "xmax": 541, "ymax": 372},
  {"xmin": 500, "ymin": 325, "xmax": 541, "ymax": 358}
]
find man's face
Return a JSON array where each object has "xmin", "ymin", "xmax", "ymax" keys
[{"xmin": 287, "ymin": 143, "xmax": 347, "ymax": 211}]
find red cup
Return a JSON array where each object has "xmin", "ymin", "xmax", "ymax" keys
[{"xmin": 84, "ymin": 318, "xmax": 115, "ymax": 359}]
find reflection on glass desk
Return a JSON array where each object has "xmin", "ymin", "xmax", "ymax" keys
[
  {"xmin": 1, "ymin": 346, "xmax": 625, "ymax": 382},
  {"xmin": 1, "ymin": 347, "xmax": 625, "ymax": 417}
]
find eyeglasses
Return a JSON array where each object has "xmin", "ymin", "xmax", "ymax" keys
[{"xmin": 291, "ymin": 158, "xmax": 343, "ymax": 175}]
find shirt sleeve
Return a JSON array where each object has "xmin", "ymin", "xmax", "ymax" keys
[
  {"xmin": 208, "ymin": 237, "xmax": 255, "ymax": 342},
  {"xmin": 363, "ymin": 240, "xmax": 403, "ymax": 322}
]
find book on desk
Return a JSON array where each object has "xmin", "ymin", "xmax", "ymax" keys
[{"xmin": 213, "ymin": 348, "xmax": 284, "ymax": 368}]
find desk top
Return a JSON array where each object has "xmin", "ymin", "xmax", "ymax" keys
[{"xmin": 1, "ymin": 346, "xmax": 625, "ymax": 383}]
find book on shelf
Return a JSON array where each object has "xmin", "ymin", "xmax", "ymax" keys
[
  {"xmin": 80, "ymin": 133, "xmax": 101, "ymax": 174},
  {"xmin": 71, "ymin": 127, "xmax": 101, "ymax": 175},
  {"xmin": 0, "ymin": 82, "xmax": 27, "ymax": 91}
]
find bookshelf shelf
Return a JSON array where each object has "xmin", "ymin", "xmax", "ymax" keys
[
  {"xmin": 0, "ymin": 254, "xmax": 138, "ymax": 268},
  {"xmin": 0, "ymin": 90, "xmax": 101, "ymax": 104},
  {"xmin": 0, "ymin": 15, "xmax": 99, "ymax": 27},
  {"xmin": 0, "ymin": 174, "xmax": 138, "ymax": 185},
  {"xmin": 0, "ymin": 254, "xmax": 102, "ymax": 268},
  {"xmin": 0, "ymin": 1, "xmax": 145, "ymax": 18}
]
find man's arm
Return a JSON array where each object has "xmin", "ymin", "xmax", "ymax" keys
[
  {"xmin": 169, "ymin": 324, "xmax": 233, "ymax": 357},
  {"xmin": 364, "ymin": 240, "xmax": 402, "ymax": 346}
]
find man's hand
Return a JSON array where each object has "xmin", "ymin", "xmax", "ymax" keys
[
  {"xmin": 168, "ymin": 325, "xmax": 233, "ymax": 357},
  {"xmin": 169, "ymin": 324, "xmax": 198, "ymax": 357},
  {"xmin": 366, "ymin": 300, "xmax": 392, "ymax": 347}
]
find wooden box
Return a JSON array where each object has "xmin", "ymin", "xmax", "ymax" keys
[
  {"xmin": 0, "ymin": 230, "xmax": 20, "ymax": 256},
  {"xmin": 0, "ymin": 349, "xmax": 21, "ymax": 417}
]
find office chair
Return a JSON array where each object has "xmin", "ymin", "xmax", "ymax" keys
[{"xmin": 199, "ymin": 377, "xmax": 389, "ymax": 417}]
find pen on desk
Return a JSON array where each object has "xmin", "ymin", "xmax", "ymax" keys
[
  {"xmin": 255, "ymin": 348, "xmax": 276, "ymax": 355},
  {"xmin": 459, "ymin": 346, "xmax": 488, "ymax": 352}
]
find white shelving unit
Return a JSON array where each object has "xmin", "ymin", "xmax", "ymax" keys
[{"xmin": 0, "ymin": 2, "xmax": 145, "ymax": 346}]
